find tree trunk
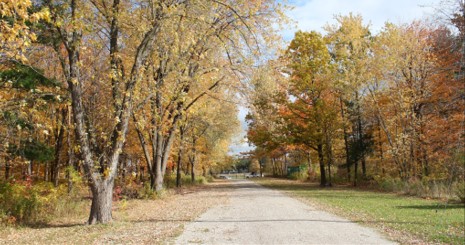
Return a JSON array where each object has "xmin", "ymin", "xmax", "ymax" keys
[
  {"xmin": 190, "ymin": 163, "xmax": 195, "ymax": 183},
  {"xmin": 355, "ymin": 92, "xmax": 366, "ymax": 179},
  {"xmin": 326, "ymin": 134, "xmax": 333, "ymax": 187},
  {"xmin": 176, "ymin": 127, "xmax": 185, "ymax": 187},
  {"xmin": 67, "ymin": 107, "xmax": 75, "ymax": 193},
  {"xmin": 307, "ymin": 152, "xmax": 312, "ymax": 177},
  {"xmin": 52, "ymin": 108, "xmax": 66, "ymax": 187},
  {"xmin": 354, "ymin": 160, "xmax": 358, "ymax": 186},
  {"xmin": 45, "ymin": 162, "xmax": 49, "ymax": 181},
  {"xmin": 340, "ymin": 98, "xmax": 351, "ymax": 182},
  {"xmin": 317, "ymin": 144, "xmax": 326, "ymax": 187},
  {"xmin": 28, "ymin": 160, "xmax": 33, "ymax": 176},
  {"xmin": 283, "ymin": 153, "xmax": 288, "ymax": 175},
  {"xmin": 88, "ymin": 182, "xmax": 114, "ymax": 225},
  {"xmin": 190, "ymin": 138, "xmax": 197, "ymax": 183},
  {"xmin": 5, "ymin": 159, "xmax": 10, "ymax": 180}
]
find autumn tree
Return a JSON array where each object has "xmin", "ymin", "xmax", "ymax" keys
[
  {"xmin": 132, "ymin": 0, "xmax": 284, "ymax": 191},
  {"xmin": 325, "ymin": 14, "xmax": 373, "ymax": 185},
  {"xmin": 281, "ymin": 31, "xmax": 340, "ymax": 186}
]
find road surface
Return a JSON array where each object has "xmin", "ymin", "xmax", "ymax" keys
[{"xmin": 175, "ymin": 179, "xmax": 396, "ymax": 244}]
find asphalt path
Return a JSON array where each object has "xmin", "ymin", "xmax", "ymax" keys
[{"xmin": 175, "ymin": 179, "xmax": 396, "ymax": 245}]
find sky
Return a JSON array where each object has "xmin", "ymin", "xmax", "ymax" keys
[{"xmin": 228, "ymin": 0, "xmax": 442, "ymax": 155}]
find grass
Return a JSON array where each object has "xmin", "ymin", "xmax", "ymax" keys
[
  {"xmin": 0, "ymin": 181, "xmax": 230, "ymax": 244},
  {"xmin": 254, "ymin": 178, "xmax": 465, "ymax": 245}
]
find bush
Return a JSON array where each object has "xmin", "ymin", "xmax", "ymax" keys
[
  {"xmin": 164, "ymin": 174, "xmax": 211, "ymax": 188},
  {"xmin": 453, "ymin": 182, "xmax": 465, "ymax": 203},
  {"xmin": 138, "ymin": 182, "xmax": 156, "ymax": 199},
  {"xmin": 376, "ymin": 177, "xmax": 461, "ymax": 200},
  {"xmin": 0, "ymin": 179, "xmax": 70, "ymax": 224},
  {"xmin": 289, "ymin": 171, "xmax": 308, "ymax": 181},
  {"xmin": 377, "ymin": 177, "xmax": 407, "ymax": 193}
]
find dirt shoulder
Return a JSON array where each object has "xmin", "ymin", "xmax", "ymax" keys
[{"xmin": 0, "ymin": 181, "xmax": 231, "ymax": 245}]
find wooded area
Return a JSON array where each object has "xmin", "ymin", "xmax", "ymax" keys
[
  {"xmin": 0, "ymin": 0, "xmax": 283, "ymax": 224},
  {"xmin": 246, "ymin": 1, "xmax": 464, "ymax": 198},
  {"xmin": 0, "ymin": 0, "xmax": 464, "ymax": 227}
]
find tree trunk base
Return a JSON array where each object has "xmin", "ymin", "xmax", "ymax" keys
[{"xmin": 88, "ymin": 184, "xmax": 114, "ymax": 224}]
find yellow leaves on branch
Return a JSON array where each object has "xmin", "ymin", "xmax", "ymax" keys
[{"xmin": 0, "ymin": 0, "xmax": 50, "ymax": 62}]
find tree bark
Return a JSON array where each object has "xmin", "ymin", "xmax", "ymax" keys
[
  {"xmin": 190, "ymin": 138, "xmax": 197, "ymax": 183},
  {"xmin": 28, "ymin": 160, "xmax": 33, "ymax": 176},
  {"xmin": 66, "ymin": 107, "xmax": 75, "ymax": 193},
  {"xmin": 88, "ymin": 182, "xmax": 114, "ymax": 224},
  {"xmin": 5, "ymin": 159, "xmax": 10, "ymax": 180},
  {"xmin": 317, "ymin": 144, "xmax": 326, "ymax": 187},
  {"xmin": 176, "ymin": 127, "xmax": 185, "ymax": 187},
  {"xmin": 340, "ymin": 97, "xmax": 351, "ymax": 181},
  {"xmin": 52, "ymin": 108, "xmax": 66, "ymax": 187},
  {"xmin": 355, "ymin": 91, "xmax": 366, "ymax": 179}
]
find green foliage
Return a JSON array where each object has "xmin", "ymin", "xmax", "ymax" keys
[
  {"xmin": 0, "ymin": 63, "xmax": 59, "ymax": 90},
  {"xmin": 163, "ymin": 174, "xmax": 211, "ymax": 189},
  {"xmin": 2, "ymin": 111, "xmax": 34, "ymax": 130},
  {"xmin": 288, "ymin": 171, "xmax": 308, "ymax": 181},
  {"xmin": 22, "ymin": 139, "xmax": 55, "ymax": 163},
  {"xmin": 288, "ymin": 165, "xmax": 309, "ymax": 181},
  {"xmin": 138, "ymin": 182, "xmax": 157, "ymax": 199},
  {"xmin": 8, "ymin": 139, "xmax": 55, "ymax": 164}
]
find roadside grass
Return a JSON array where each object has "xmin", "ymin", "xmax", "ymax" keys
[
  {"xmin": 0, "ymin": 181, "xmax": 230, "ymax": 244},
  {"xmin": 254, "ymin": 178, "xmax": 465, "ymax": 245}
]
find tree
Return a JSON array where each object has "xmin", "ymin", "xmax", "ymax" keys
[
  {"xmin": 132, "ymin": 0, "xmax": 283, "ymax": 191},
  {"xmin": 37, "ymin": 0, "xmax": 184, "ymax": 224},
  {"xmin": 281, "ymin": 31, "xmax": 339, "ymax": 186},
  {"xmin": 325, "ymin": 14, "xmax": 373, "ymax": 185}
]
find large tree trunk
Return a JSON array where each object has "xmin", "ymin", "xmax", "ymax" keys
[
  {"xmin": 88, "ymin": 181, "xmax": 114, "ymax": 224},
  {"xmin": 317, "ymin": 144, "xmax": 326, "ymax": 187}
]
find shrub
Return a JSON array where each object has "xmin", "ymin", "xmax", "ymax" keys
[
  {"xmin": 0, "ymin": 178, "xmax": 90, "ymax": 226},
  {"xmin": 289, "ymin": 171, "xmax": 308, "ymax": 181},
  {"xmin": 195, "ymin": 176, "xmax": 208, "ymax": 185},
  {"xmin": 138, "ymin": 182, "xmax": 156, "ymax": 199},
  {"xmin": 377, "ymin": 177, "xmax": 406, "ymax": 193},
  {"xmin": 0, "ymin": 180, "xmax": 66, "ymax": 224},
  {"xmin": 376, "ymin": 177, "xmax": 461, "ymax": 200},
  {"xmin": 453, "ymin": 182, "xmax": 465, "ymax": 203},
  {"xmin": 164, "ymin": 174, "xmax": 211, "ymax": 188}
]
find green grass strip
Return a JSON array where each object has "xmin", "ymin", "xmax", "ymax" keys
[{"xmin": 255, "ymin": 178, "xmax": 465, "ymax": 244}]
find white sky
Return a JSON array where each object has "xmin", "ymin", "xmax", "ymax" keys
[
  {"xmin": 282, "ymin": 0, "xmax": 441, "ymax": 39},
  {"xmin": 228, "ymin": 0, "xmax": 442, "ymax": 155}
]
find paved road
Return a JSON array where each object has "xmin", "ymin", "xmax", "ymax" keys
[{"xmin": 175, "ymin": 180, "xmax": 396, "ymax": 245}]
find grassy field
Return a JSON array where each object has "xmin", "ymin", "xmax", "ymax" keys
[{"xmin": 254, "ymin": 178, "xmax": 465, "ymax": 244}]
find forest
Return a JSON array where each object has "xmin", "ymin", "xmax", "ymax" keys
[
  {"xmin": 0, "ymin": 0, "xmax": 464, "ymax": 227},
  {"xmin": 246, "ymin": 5, "xmax": 465, "ymax": 197}
]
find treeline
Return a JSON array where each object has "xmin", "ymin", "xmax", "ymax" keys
[
  {"xmin": 0, "ymin": 0, "xmax": 284, "ymax": 224},
  {"xmin": 246, "ymin": 5, "xmax": 464, "ymax": 198}
]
